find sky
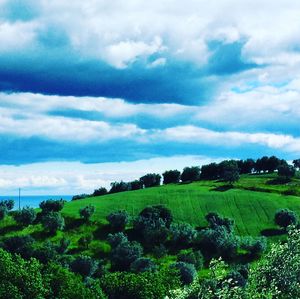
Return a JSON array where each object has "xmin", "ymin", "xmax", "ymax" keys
[{"xmin": 0, "ymin": 0, "xmax": 300, "ymax": 195}]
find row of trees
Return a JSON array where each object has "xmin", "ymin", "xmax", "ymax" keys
[{"xmin": 73, "ymin": 156, "xmax": 298, "ymax": 201}]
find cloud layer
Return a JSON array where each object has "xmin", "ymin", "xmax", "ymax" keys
[{"xmin": 0, "ymin": 1, "xmax": 300, "ymax": 193}]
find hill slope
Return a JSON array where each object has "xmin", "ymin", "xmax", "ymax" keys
[{"xmin": 63, "ymin": 173, "xmax": 300, "ymax": 236}]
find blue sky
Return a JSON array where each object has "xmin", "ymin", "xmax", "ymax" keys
[{"xmin": 0, "ymin": 0, "xmax": 300, "ymax": 194}]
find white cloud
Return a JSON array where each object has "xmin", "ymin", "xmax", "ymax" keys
[
  {"xmin": 0, "ymin": 21, "xmax": 37, "ymax": 51},
  {"xmin": 195, "ymin": 78, "xmax": 300, "ymax": 128},
  {"xmin": 154, "ymin": 125, "xmax": 300, "ymax": 153},
  {"xmin": 105, "ymin": 36, "xmax": 164, "ymax": 68},
  {"xmin": 0, "ymin": 112, "xmax": 144, "ymax": 142}
]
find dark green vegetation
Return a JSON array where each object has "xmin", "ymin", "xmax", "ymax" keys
[{"xmin": 1, "ymin": 156, "xmax": 300, "ymax": 298}]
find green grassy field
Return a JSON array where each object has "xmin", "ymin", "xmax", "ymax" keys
[
  {"xmin": 1, "ymin": 173, "xmax": 300, "ymax": 259},
  {"xmin": 63, "ymin": 173, "xmax": 300, "ymax": 237}
]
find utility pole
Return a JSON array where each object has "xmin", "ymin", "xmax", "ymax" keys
[{"xmin": 18, "ymin": 188, "xmax": 21, "ymax": 210}]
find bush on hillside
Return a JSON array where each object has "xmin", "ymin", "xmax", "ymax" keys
[
  {"xmin": 129, "ymin": 180, "xmax": 143, "ymax": 190},
  {"xmin": 177, "ymin": 249, "xmax": 204, "ymax": 270},
  {"xmin": 0, "ymin": 199, "xmax": 14, "ymax": 211},
  {"xmin": 106, "ymin": 210, "xmax": 129, "ymax": 231},
  {"xmin": 107, "ymin": 232, "xmax": 128, "ymax": 248},
  {"xmin": 109, "ymin": 181, "xmax": 131, "ymax": 193},
  {"xmin": 200, "ymin": 163, "xmax": 220, "ymax": 180},
  {"xmin": 34, "ymin": 241, "xmax": 57, "ymax": 264},
  {"xmin": 130, "ymin": 257, "xmax": 157, "ymax": 273},
  {"xmin": 197, "ymin": 226, "xmax": 238, "ymax": 260},
  {"xmin": 171, "ymin": 262, "xmax": 197, "ymax": 285},
  {"xmin": 72, "ymin": 194, "xmax": 90, "ymax": 201},
  {"xmin": 162, "ymin": 170, "xmax": 181, "ymax": 184},
  {"xmin": 278, "ymin": 164, "xmax": 295, "ymax": 179},
  {"xmin": 139, "ymin": 173, "xmax": 161, "ymax": 188},
  {"xmin": 40, "ymin": 199, "xmax": 65, "ymax": 213},
  {"xmin": 79, "ymin": 205, "xmax": 95, "ymax": 222},
  {"xmin": 219, "ymin": 160, "xmax": 240, "ymax": 184},
  {"xmin": 170, "ymin": 223, "xmax": 197, "ymax": 248},
  {"xmin": 139, "ymin": 205, "xmax": 173, "ymax": 228},
  {"xmin": 13, "ymin": 206, "xmax": 36, "ymax": 226},
  {"xmin": 41, "ymin": 212, "xmax": 65, "ymax": 234},
  {"xmin": 110, "ymin": 240, "xmax": 143, "ymax": 271},
  {"xmin": 205, "ymin": 212, "xmax": 234, "ymax": 232},
  {"xmin": 70, "ymin": 255, "xmax": 98, "ymax": 278},
  {"xmin": 93, "ymin": 187, "xmax": 108, "ymax": 196},
  {"xmin": 275, "ymin": 209, "xmax": 298, "ymax": 229},
  {"xmin": 2, "ymin": 235, "xmax": 35, "ymax": 259},
  {"xmin": 181, "ymin": 166, "xmax": 201, "ymax": 182},
  {"xmin": 240, "ymin": 236, "xmax": 267, "ymax": 258}
]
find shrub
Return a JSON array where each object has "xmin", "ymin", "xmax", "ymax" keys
[
  {"xmin": 93, "ymin": 187, "xmax": 108, "ymax": 196},
  {"xmin": 139, "ymin": 173, "xmax": 161, "ymax": 188},
  {"xmin": 205, "ymin": 212, "xmax": 234, "ymax": 232},
  {"xmin": 106, "ymin": 210, "xmax": 129, "ymax": 231},
  {"xmin": 170, "ymin": 223, "xmax": 197, "ymax": 248},
  {"xmin": 107, "ymin": 232, "xmax": 128, "ymax": 248},
  {"xmin": 171, "ymin": 262, "xmax": 197, "ymax": 285},
  {"xmin": 178, "ymin": 250, "xmax": 204, "ymax": 270},
  {"xmin": 275, "ymin": 209, "xmax": 298, "ymax": 229},
  {"xmin": 109, "ymin": 181, "xmax": 130, "ymax": 193},
  {"xmin": 278, "ymin": 164, "xmax": 295, "ymax": 179},
  {"xmin": 41, "ymin": 212, "xmax": 65, "ymax": 234},
  {"xmin": 78, "ymin": 234, "xmax": 93, "ymax": 249},
  {"xmin": 110, "ymin": 240, "xmax": 143, "ymax": 271},
  {"xmin": 200, "ymin": 163, "xmax": 220, "ymax": 180},
  {"xmin": 197, "ymin": 226, "xmax": 238, "ymax": 260},
  {"xmin": 34, "ymin": 241, "xmax": 57, "ymax": 264},
  {"xmin": 79, "ymin": 205, "xmax": 95, "ymax": 222},
  {"xmin": 162, "ymin": 170, "xmax": 181, "ymax": 184},
  {"xmin": 39, "ymin": 199, "xmax": 65, "ymax": 213},
  {"xmin": 70, "ymin": 255, "xmax": 98, "ymax": 278},
  {"xmin": 241, "ymin": 236, "xmax": 267, "ymax": 258},
  {"xmin": 72, "ymin": 194, "xmax": 90, "ymax": 201},
  {"xmin": 134, "ymin": 205, "xmax": 173, "ymax": 247},
  {"xmin": 130, "ymin": 257, "xmax": 157, "ymax": 273},
  {"xmin": 130, "ymin": 180, "xmax": 143, "ymax": 190},
  {"xmin": 0, "ymin": 199, "xmax": 14, "ymax": 211},
  {"xmin": 219, "ymin": 160, "xmax": 240, "ymax": 184},
  {"xmin": 13, "ymin": 206, "xmax": 36, "ymax": 226},
  {"xmin": 181, "ymin": 166, "xmax": 200, "ymax": 182},
  {"xmin": 134, "ymin": 216, "xmax": 169, "ymax": 246},
  {"xmin": 2, "ymin": 235, "xmax": 34, "ymax": 259},
  {"xmin": 139, "ymin": 205, "xmax": 173, "ymax": 228}
]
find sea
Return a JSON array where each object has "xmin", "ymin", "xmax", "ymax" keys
[{"xmin": 0, "ymin": 195, "xmax": 73, "ymax": 210}]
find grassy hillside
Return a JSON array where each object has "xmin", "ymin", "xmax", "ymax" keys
[
  {"xmin": 1, "ymin": 172, "xmax": 300, "ymax": 260},
  {"xmin": 63, "ymin": 173, "xmax": 300, "ymax": 236}
]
